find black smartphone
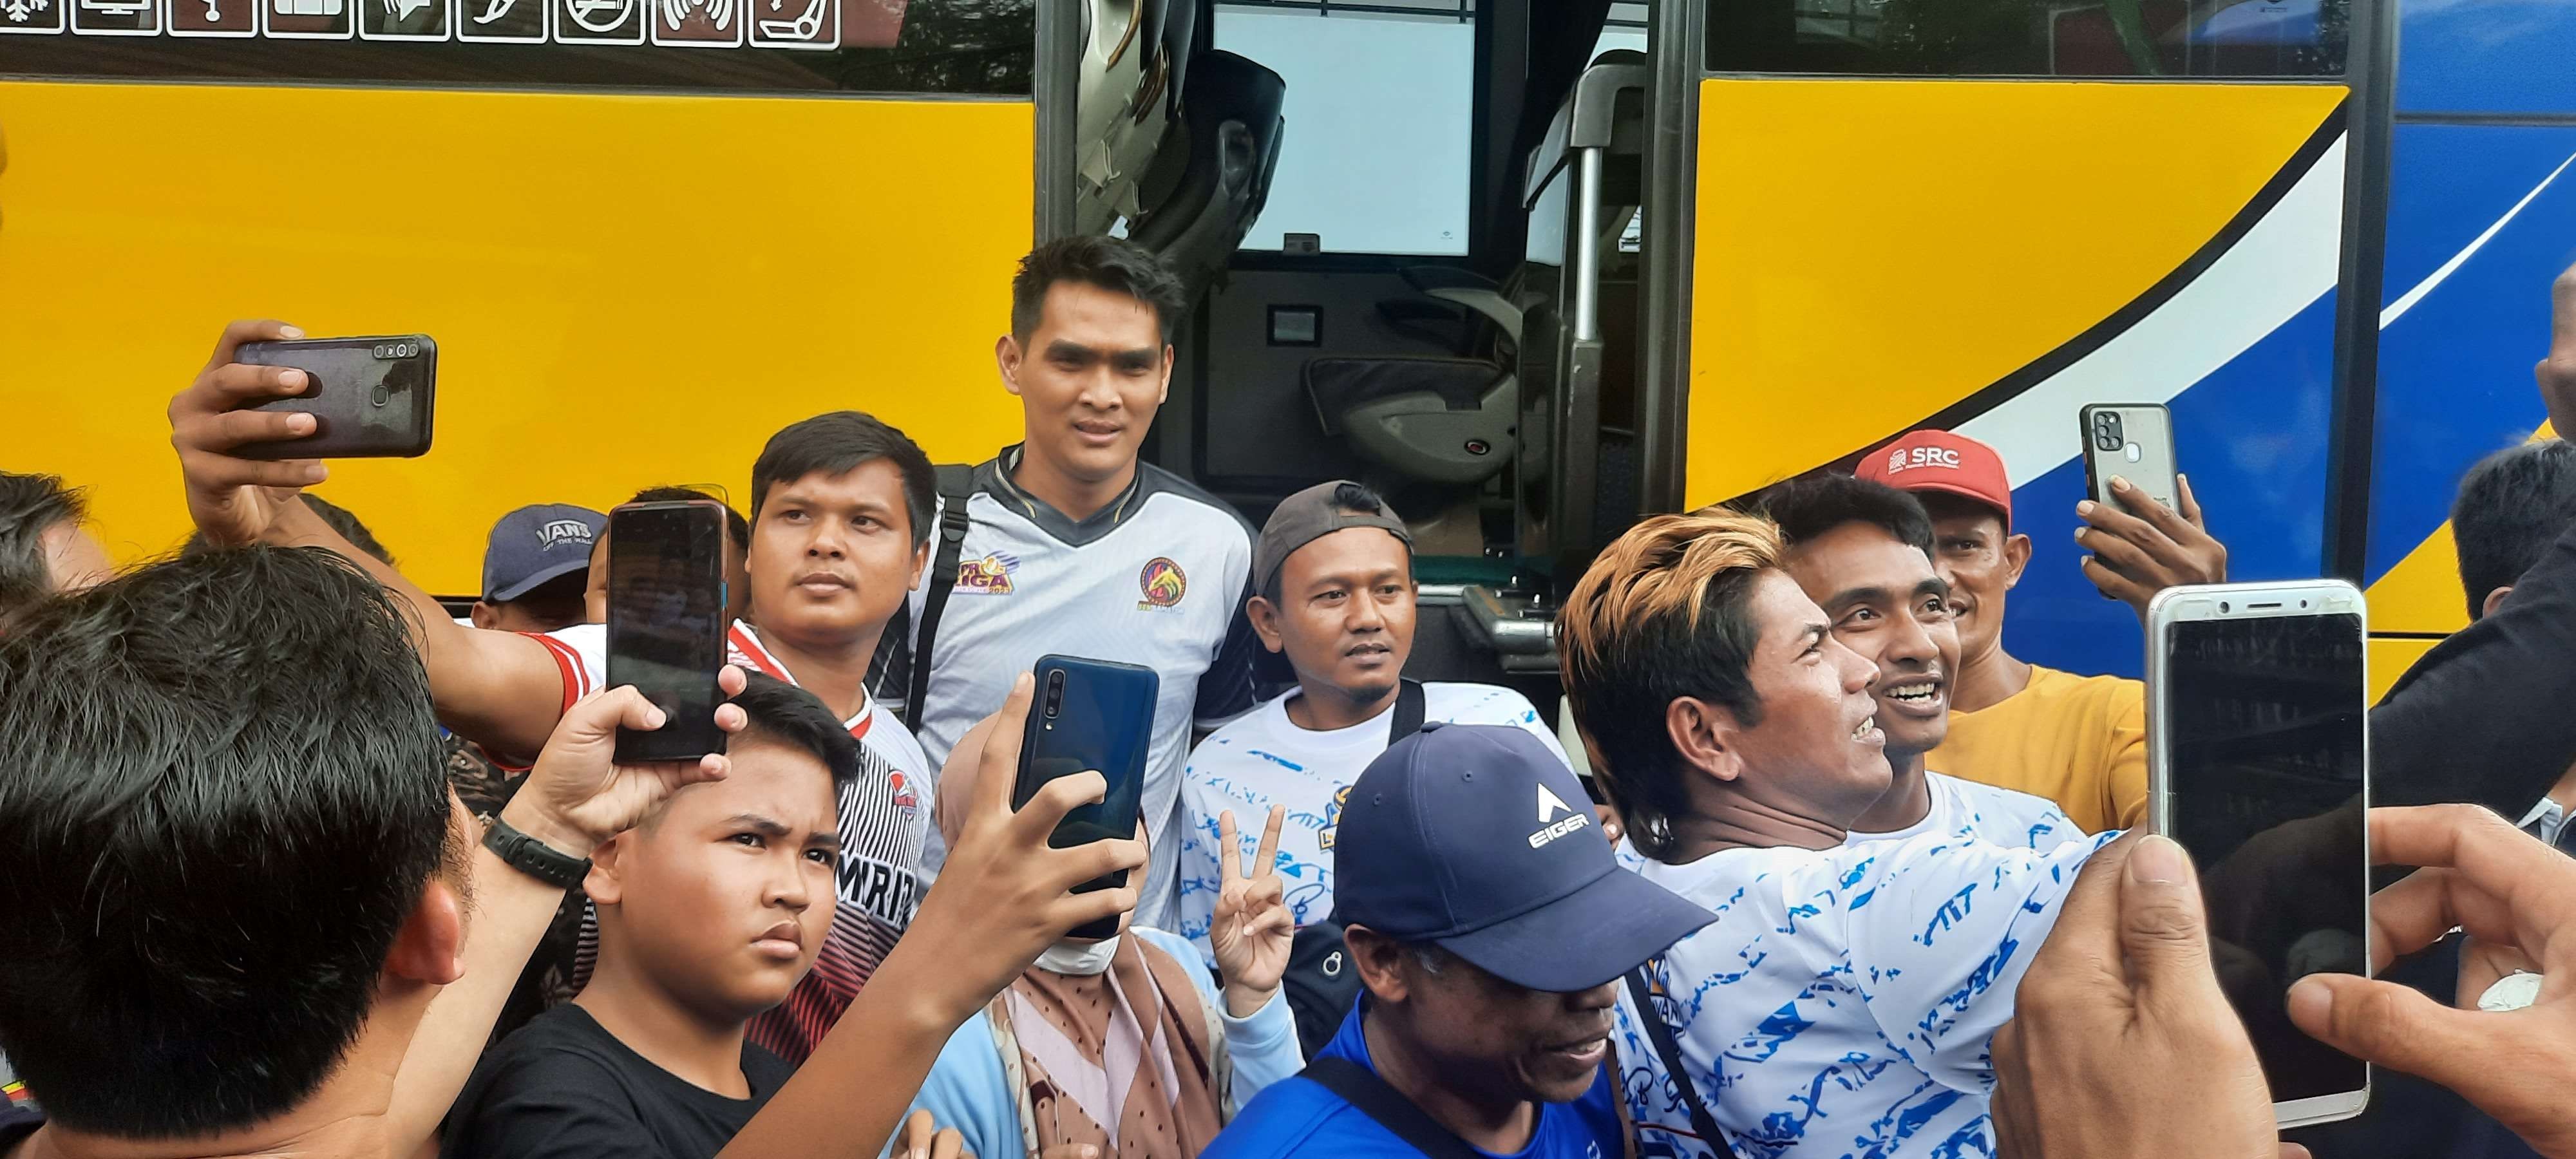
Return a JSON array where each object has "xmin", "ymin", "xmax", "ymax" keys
[
  {"xmin": 2078, "ymin": 402, "xmax": 2180, "ymax": 515},
  {"xmin": 2146, "ymin": 581, "xmax": 2371, "ymax": 1127},
  {"xmin": 234, "ymin": 336, "xmax": 437, "ymax": 459},
  {"xmin": 608, "ymin": 500, "xmax": 731, "ymax": 764},
  {"xmin": 1014, "ymin": 655, "xmax": 1159, "ymax": 940}
]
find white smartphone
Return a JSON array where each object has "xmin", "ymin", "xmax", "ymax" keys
[
  {"xmin": 2146, "ymin": 580, "xmax": 2371, "ymax": 1129},
  {"xmin": 2079, "ymin": 402, "xmax": 2181, "ymax": 514}
]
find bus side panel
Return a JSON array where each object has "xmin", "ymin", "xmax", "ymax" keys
[
  {"xmin": 1683, "ymin": 77, "xmax": 2349, "ymax": 678},
  {"xmin": 2358, "ymin": 0, "xmax": 2576, "ymax": 641},
  {"xmin": 0, "ymin": 82, "xmax": 1034, "ymax": 596}
]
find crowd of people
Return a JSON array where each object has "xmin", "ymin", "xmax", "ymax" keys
[{"xmin": 2, "ymin": 239, "xmax": 2576, "ymax": 1159}]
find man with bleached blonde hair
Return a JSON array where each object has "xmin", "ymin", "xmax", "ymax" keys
[{"xmin": 1560, "ymin": 508, "xmax": 2121, "ymax": 1159}]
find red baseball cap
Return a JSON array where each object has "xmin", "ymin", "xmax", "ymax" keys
[{"xmin": 1855, "ymin": 429, "xmax": 2013, "ymax": 529}]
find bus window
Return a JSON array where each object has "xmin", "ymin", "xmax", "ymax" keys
[
  {"xmin": 1707, "ymin": 0, "xmax": 2351, "ymax": 79},
  {"xmin": 1215, "ymin": 1, "xmax": 1473, "ymax": 255},
  {"xmin": 0, "ymin": 0, "xmax": 1032, "ymax": 94}
]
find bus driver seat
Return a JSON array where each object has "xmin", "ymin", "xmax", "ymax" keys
[{"xmin": 1304, "ymin": 270, "xmax": 1524, "ymax": 491}]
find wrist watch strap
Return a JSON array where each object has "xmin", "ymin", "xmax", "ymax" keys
[{"xmin": 482, "ymin": 816, "xmax": 591, "ymax": 889}]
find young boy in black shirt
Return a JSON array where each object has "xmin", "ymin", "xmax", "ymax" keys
[{"xmin": 445, "ymin": 674, "xmax": 852, "ymax": 1158}]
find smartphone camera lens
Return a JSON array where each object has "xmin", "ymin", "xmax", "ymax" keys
[
  {"xmin": 2093, "ymin": 411, "xmax": 2125, "ymax": 452},
  {"xmin": 2219, "ymin": 601, "xmax": 2231, "ymax": 614},
  {"xmin": 1043, "ymin": 671, "xmax": 1064, "ymax": 719}
]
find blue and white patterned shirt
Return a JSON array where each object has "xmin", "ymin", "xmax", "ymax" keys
[
  {"xmin": 1175, "ymin": 682, "xmax": 1572, "ymax": 965},
  {"xmin": 1613, "ymin": 829, "xmax": 2120, "ymax": 1159},
  {"xmin": 1843, "ymin": 770, "xmax": 2084, "ymax": 853}
]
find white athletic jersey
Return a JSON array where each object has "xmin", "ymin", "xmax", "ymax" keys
[
  {"xmin": 880, "ymin": 449, "xmax": 1258, "ymax": 930},
  {"xmin": 1612, "ymin": 829, "xmax": 2119, "ymax": 1159},
  {"xmin": 1843, "ymin": 770, "xmax": 2084, "ymax": 853},
  {"xmin": 1175, "ymin": 682, "xmax": 1572, "ymax": 965},
  {"xmin": 537, "ymin": 620, "xmax": 931, "ymax": 1062}
]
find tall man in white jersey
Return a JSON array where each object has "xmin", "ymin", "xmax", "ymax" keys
[
  {"xmin": 878, "ymin": 236, "xmax": 1258, "ymax": 929},
  {"xmin": 1557, "ymin": 509, "xmax": 2119, "ymax": 1159},
  {"xmin": 169, "ymin": 355, "xmax": 938, "ymax": 1066},
  {"xmin": 1754, "ymin": 473, "xmax": 2080, "ymax": 853},
  {"xmin": 1177, "ymin": 479, "xmax": 1570, "ymax": 962}
]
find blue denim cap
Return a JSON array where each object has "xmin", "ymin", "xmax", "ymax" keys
[
  {"xmin": 1333, "ymin": 723, "xmax": 1716, "ymax": 992},
  {"xmin": 481, "ymin": 503, "xmax": 607, "ymax": 602}
]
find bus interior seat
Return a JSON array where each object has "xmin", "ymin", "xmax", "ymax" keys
[
  {"xmin": 1126, "ymin": 49, "xmax": 1289, "ymax": 302},
  {"xmin": 1074, "ymin": 0, "xmax": 1186, "ymax": 235}
]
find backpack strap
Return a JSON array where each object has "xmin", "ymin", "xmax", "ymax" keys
[
  {"xmin": 1622, "ymin": 965, "xmax": 1743, "ymax": 1159},
  {"xmin": 899, "ymin": 464, "xmax": 978, "ymax": 730},
  {"xmin": 1388, "ymin": 679, "xmax": 1427, "ymax": 741},
  {"xmin": 1300, "ymin": 1057, "xmax": 1488, "ymax": 1159}
]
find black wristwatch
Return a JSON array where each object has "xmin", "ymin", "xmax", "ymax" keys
[{"xmin": 483, "ymin": 816, "xmax": 592, "ymax": 889}]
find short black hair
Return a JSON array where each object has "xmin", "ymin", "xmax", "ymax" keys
[
  {"xmin": 0, "ymin": 546, "xmax": 457, "ymax": 1138},
  {"xmin": 1755, "ymin": 473, "xmax": 1936, "ymax": 558},
  {"xmin": 180, "ymin": 494, "xmax": 396, "ymax": 567},
  {"xmin": 1262, "ymin": 481, "xmax": 1408, "ymax": 605},
  {"xmin": 1011, "ymin": 235, "xmax": 1191, "ymax": 345},
  {"xmin": 729, "ymin": 672, "xmax": 864, "ymax": 798},
  {"xmin": 0, "ymin": 471, "xmax": 88, "ymax": 617},
  {"xmin": 2454, "ymin": 439, "xmax": 2576, "ymax": 620},
  {"xmin": 629, "ymin": 486, "xmax": 752, "ymax": 554},
  {"xmin": 750, "ymin": 412, "xmax": 939, "ymax": 552}
]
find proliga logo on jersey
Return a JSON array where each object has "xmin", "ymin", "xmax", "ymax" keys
[
  {"xmin": 954, "ymin": 552, "xmax": 1019, "ymax": 595},
  {"xmin": 1137, "ymin": 557, "xmax": 1187, "ymax": 610}
]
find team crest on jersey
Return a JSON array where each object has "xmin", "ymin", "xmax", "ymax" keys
[
  {"xmin": 1137, "ymin": 557, "xmax": 1187, "ymax": 610},
  {"xmin": 887, "ymin": 770, "xmax": 918, "ymax": 815},
  {"xmin": 953, "ymin": 552, "xmax": 1019, "ymax": 595},
  {"xmin": 1318, "ymin": 784, "xmax": 1352, "ymax": 851}
]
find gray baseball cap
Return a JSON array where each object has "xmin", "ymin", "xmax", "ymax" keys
[
  {"xmin": 1253, "ymin": 480, "xmax": 1413, "ymax": 597},
  {"xmin": 481, "ymin": 504, "xmax": 607, "ymax": 603}
]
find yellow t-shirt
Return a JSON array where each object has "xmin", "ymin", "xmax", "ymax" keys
[{"xmin": 1929, "ymin": 664, "xmax": 2147, "ymax": 834}]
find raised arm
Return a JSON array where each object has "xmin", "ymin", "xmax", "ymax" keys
[
  {"xmin": 719, "ymin": 675, "xmax": 1149, "ymax": 1159},
  {"xmin": 168, "ymin": 319, "xmax": 567, "ymax": 757},
  {"xmin": 388, "ymin": 666, "xmax": 750, "ymax": 1156}
]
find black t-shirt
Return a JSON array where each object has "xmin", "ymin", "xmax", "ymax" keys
[{"xmin": 441, "ymin": 1003, "xmax": 794, "ymax": 1159}]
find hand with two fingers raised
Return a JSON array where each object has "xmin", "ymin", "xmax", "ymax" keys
[{"xmin": 1210, "ymin": 804, "xmax": 1295, "ymax": 1017}]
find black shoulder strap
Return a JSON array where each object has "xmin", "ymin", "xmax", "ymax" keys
[
  {"xmin": 900, "ymin": 464, "xmax": 978, "ymax": 729},
  {"xmin": 1302, "ymin": 1057, "xmax": 1488, "ymax": 1159},
  {"xmin": 1622, "ymin": 965, "xmax": 1742, "ymax": 1159},
  {"xmin": 1388, "ymin": 678, "xmax": 1427, "ymax": 742}
]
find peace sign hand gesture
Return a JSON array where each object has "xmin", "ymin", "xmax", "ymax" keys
[{"xmin": 1210, "ymin": 805, "xmax": 1294, "ymax": 1018}]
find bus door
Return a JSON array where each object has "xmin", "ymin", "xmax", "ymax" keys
[{"xmin": 1657, "ymin": 0, "xmax": 2389, "ymax": 679}]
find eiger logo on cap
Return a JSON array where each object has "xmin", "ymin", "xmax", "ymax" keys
[
  {"xmin": 538, "ymin": 519, "xmax": 594, "ymax": 549},
  {"xmin": 1528, "ymin": 782, "xmax": 1589, "ymax": 849},
  {"xmin": 1884, "ymin": 446, "xmax": 1963, "ymax": 475}
]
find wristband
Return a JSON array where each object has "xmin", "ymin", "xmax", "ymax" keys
[{"xmin": 482, "ymin": 816, "xmax": 592, "ymax": 889}]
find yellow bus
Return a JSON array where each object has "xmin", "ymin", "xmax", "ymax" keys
[{"xmin": 14, "ymin": 0, "xmax": 2554, "ymax": 694}]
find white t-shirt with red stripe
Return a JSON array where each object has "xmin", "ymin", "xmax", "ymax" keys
[{"xmin": 537, "ymin": 621, "xmax": 933, "ymax": 1063}]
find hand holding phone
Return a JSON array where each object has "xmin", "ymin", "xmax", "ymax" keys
[
  {"xmin": 2079, "ymin": 403, "xmax": 2179, "ymax": 514},
  {"xmin": 1013, "ymin": 655, "xmax": 1159, "ymax": 940},
  {"xmin": 2146, "ymin": 581, "xmax": 2371, "ymax": 1129},
  {"xmin": 233, "ymin": 335, "xmax": 437, "ymax": 460},
  {"xmin": 607, "ymin": 500, "xmax": 732, "ymax": 764}
]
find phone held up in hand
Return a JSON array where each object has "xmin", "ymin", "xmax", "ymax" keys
[
  {"xmin": 1014, "ymin": 655, "xmax": 1159, "ymax": 940},
  {"xmin": 233, "ymin": 335, "xmax": 437, "ymax": 460},
  {"xmin": 2146, "ymin": 580, "xmax": 2371, "ymax": 1129},
  {"xmin": 2078, "ymin": 402, "xmax": 2179, "ymax": 514},
  {"xmin": 607, "ymin": 500, "xmax": 732, "ymax": 764}
]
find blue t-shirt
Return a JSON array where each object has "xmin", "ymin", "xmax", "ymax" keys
[{"xmin": 1204, "ymin": 1001, "xmax": 1623, "ymax": 1159}]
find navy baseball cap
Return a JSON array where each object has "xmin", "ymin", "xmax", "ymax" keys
[
  {"xmin": 1334, "ymin": 724, "xmax": 1715, "ymax": 992},
  {"xmin": 481, "ymin": 504, "xmax": 607, "ymax": 602}
]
